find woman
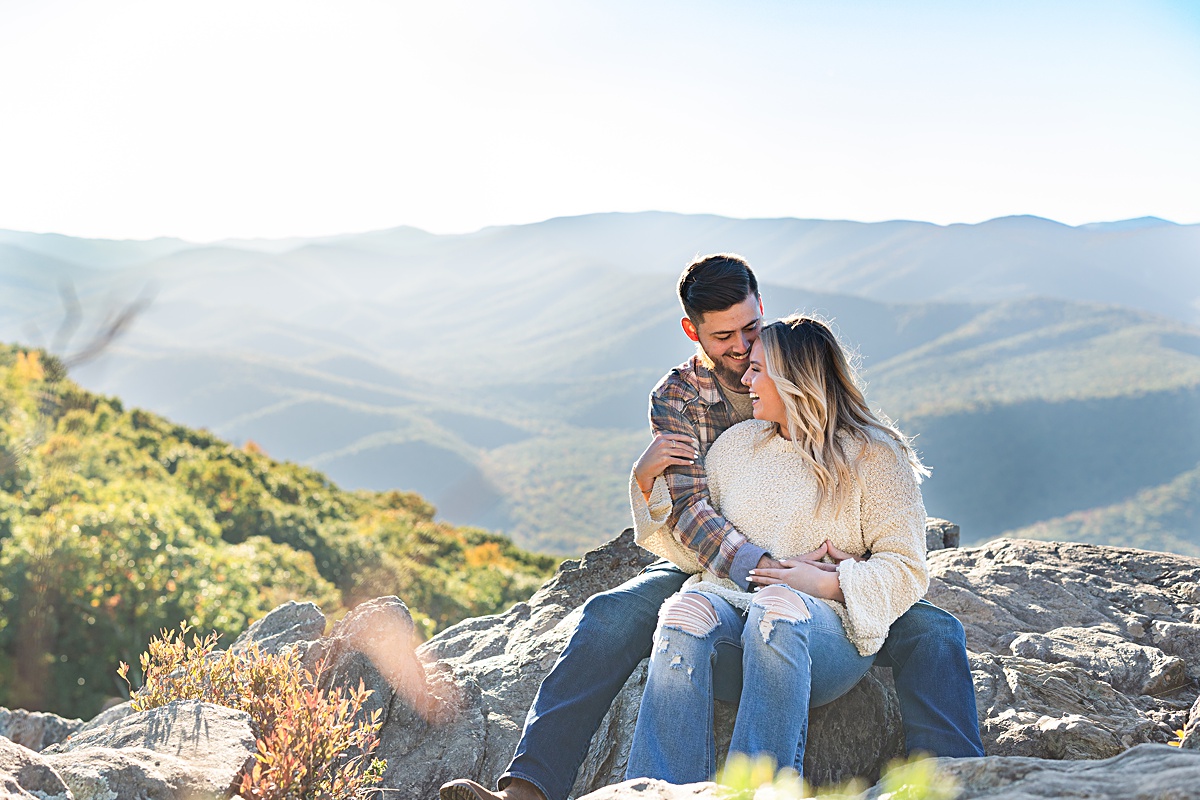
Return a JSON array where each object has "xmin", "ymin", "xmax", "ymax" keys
[{"xmin": 624, "ymin": 315, "xmax": 930, "ymax": 783}]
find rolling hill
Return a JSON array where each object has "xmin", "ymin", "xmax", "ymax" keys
[{"xmin": 2, "ymin": 213, "xmax": 1198, "ymax": 556}]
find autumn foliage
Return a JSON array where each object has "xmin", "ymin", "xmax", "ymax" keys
[
  {"xmin": 0, "ymin": 343, "xmax": 556, "ymax": 718},
  {"xmin": 120, "ymin": 622, "xmax": 386, "ymax": 799}
]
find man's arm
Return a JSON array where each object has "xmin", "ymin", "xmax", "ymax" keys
[{"xmin": 650, "ymin": 393, "xmax": 774, "ymax": 589}]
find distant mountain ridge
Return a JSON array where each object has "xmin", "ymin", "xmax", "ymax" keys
[
  {"xmin": 2, "ymin": 212, "xmax": 1198, "ymax": 555},
  {"xmin": 3, "ymin": 211, "xmax": 1198, "ymax": 323}
]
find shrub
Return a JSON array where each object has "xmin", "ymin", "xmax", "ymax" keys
[
  {"xmin": 714, "ymin": 751, "xmax": 958, "ymax": 799},
  {"xmin": 119, "ymin": 622, "xmax": 386, "ymax": 800}
]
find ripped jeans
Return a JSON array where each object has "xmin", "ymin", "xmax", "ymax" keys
[{"xmin": 624, "ymin": 586, "xmax": 874, "ymax": 784}]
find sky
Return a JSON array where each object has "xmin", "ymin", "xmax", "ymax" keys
[{"xmin": 1, "ymin": 0, "xmax": 1197, "ymax": 241}]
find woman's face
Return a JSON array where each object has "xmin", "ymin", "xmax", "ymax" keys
[{"xmin": 742, "ymin": 339, "xmax": 788, "ymax": 429}]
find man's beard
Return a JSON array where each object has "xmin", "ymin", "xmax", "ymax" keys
[{"xmin": 697, "ymin": 346, "xmax": 748, "ymax": 392}]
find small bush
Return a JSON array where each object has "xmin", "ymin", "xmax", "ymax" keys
[
  {"xmin": 119, "ymin": 622, "xmax": 386, "ymax": 800},
  {"xmin": 714, "ymin": 751, "xmax": 958, "ymax": 800}
]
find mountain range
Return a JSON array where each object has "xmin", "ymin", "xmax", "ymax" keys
[{"xmin": 2, "ymin": 212, "xmax": 1198, "ymax": 555}]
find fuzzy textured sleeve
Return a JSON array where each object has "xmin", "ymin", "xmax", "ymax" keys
[
  {"xmin": 835, "ymin": 434, "xmax": 930, "ymax": 655},
  {"xmin": 629, "ymin": 472, "xmax": 703, "ymax": 574}
]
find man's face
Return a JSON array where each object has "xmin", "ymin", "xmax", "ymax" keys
[{"xmin": 683, "ymin": 293, "xmax": 763, "ymax": 390}]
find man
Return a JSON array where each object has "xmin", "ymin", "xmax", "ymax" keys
[{"xmin": 442, "ymin": 254, "xmax": 983, "ymax": 800}]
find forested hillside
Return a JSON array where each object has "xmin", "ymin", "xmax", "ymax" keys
[
  {"xmin": 1002, "ymin": 463, "xmax": 1200, "ymax": 556},
  {"xmin": 0, "ymin": 344, "xmax": 556, "ymax": 719},
  {"xmin": 4, "ymin": 216, "xmax": 1199, "ymax": 559}
]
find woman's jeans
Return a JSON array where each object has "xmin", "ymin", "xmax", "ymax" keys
[
  {"xmin": 624, "ymin": 588, "xmax": 874, "ymax": 783},
  {"xmin": 500, "ymin": 563, "xmax": 983, "ymax": 800}
]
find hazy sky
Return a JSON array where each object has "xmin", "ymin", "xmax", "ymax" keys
[{"xmin": 1, "ymin": 0, "xmax": 1197, "ymax": 240}]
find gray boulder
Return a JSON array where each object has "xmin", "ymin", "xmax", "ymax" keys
[
  {"xmin": 240, "ymin": 531, "xmax": 1199, "ymax": 797},
  {"xmin": 872, "ymin": 743, "xmax": 1200, "ymax": 800},
  {"xmin": 0, "ymin": 736, "xmax": 72, "ymax": 799},
  {"xmin": 969, "ymin": 652, "xmax": 1157, "ymax": 759},
  {"xmin": 44, "ymin": 700, "xmax": 255, "ymax": 800},
  {"xmin": 0, "ymin": 708, "xmax": 82, "ymax": 752},
  {"xmin": 1008, "ymin": 626, "xmax": 1187, "ymax": 695},
  {"xmin": 70, "ymin": 702, "xmax": 134, "ymax": 739},
  {"xmin": 927, "ymin": 539, "xmax": 1198, "ymax": 756},
  {"xmin": 231, "ymin": 599, "xmax": 326, "ymax": 656},
  {"xmin": 924, "ymin": 517, "xmax": 960, "ymax": 551},
  {"xmin": 16, "ymin": 527, "xmax": 1197, "ymax": 799},
  {"xmin": 1182, "ymin": 695, "xmax": 1200, "ymax": 750},
  {"xmin": 578, "ymin": 744, "xmax": 1200, "ymax": 800}
]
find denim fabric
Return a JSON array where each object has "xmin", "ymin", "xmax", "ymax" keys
[
  {"xmin": 624, "ymin": 588, "xmax": 874, "ymax": 784},
  {"xmin": 872, "ymin": 599, "xmax": 985, "ymax": 757},
  {"xmin": 501, "ymin": 562, "xmax": 688, "ymax": 800},
  {"xmin": 502, "ymin": 571, "xmax": 984, "ymax": 800}
]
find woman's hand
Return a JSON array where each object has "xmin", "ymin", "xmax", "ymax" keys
[
  {"xmin": 824, "ymin": 539, "xmax": 866, "ymax": 565},
  {"xmin": 634, "ymin": 433, "xmax": 697, "ymax": 496},
  {"xmin": 748, "ymin": 556, "xmax": 846, "ymax": 603}
]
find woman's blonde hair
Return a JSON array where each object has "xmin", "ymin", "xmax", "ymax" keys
[{"xmin": 757, "ymin": 315, "xmax": 929, "ymax": 515}]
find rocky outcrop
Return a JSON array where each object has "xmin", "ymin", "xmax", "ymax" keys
[
  {"xmin": 925, "ymin": 539, "xmax": 1199, "ymax": 757},
  {"xmin": 231, "ymin": 599, "xmax": 326, "ymax": 656},
  {"xmin": 1181, "ymin": 694, "xmax": 1200, "ymax": 750},
  {"xmin": 580, "ymin": 744, "xmax": 1200, "ymax": 800},
  {"xmin": 0, "ymin": 708, "xmax": 81, "ymax": 752},
  {"xmin": 3, "ymin": 529, "xmax": 1198, "ymax": 799},
  {"xmin": 43, "ymin": 700, "xmax": 255, "ymax": 800},
  {"xmin": 0, "ymin": 736, "xmax": 71, "ymax": 799},
  {"xmin": 0, "ymin": 700, "xmax": 254, "ymax": 800},
  {"xmin": 913, "ymin": 743, "xmax": 1200, "ymax": 800},
  {"xmin": 214, "ymin": 530, "xmax": 1198, "ymax": 798}
]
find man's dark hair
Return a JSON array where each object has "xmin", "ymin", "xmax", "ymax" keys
[{"xmin": 677, "ymin": 253, "xmax": 759, "ymax": 324}]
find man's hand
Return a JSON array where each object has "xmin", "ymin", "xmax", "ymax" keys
[
  {"xmin": 756, "ymin": 553, "xmax": 785, "ymax": 571},
  {"xmin": 634, "ymin": 432, "xmax": 697, "ymax": 496}
]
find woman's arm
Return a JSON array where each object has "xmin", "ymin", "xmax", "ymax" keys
[
  {"xmin": 629, "ymin": 435, "xmax": 704, "ymax": 573},
  {"xmin": 634, "ymin": 432, "xmax": 697, "ymax": 497},
  {"xmin": 834, "ymin": 436, "xmax": 929, "ymax": 644}
]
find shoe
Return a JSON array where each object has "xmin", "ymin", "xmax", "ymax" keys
[{"xmin": 440, "ymin": 779, "xmax": 499, "ymax": 800}]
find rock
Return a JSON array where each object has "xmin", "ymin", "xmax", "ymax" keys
[
  {"xmin": 970, "ymin": 652, "xmax": 1157, "ymax": 759},
  {"xmin": 927, "ymin": 539, "xmax": 1198, "ymax": 757},
  {"xmin": 1008, "ymin": 626, "xmax": 1188, "ymax": 695},
  {"xmin": 69, "ymin": 702, "xmax": 134, "ymax": 740},
  {"xmin": 577, "ymin": 778, "xmax": 721, "ymax": 800},
  {"xmin": 230, "ymin": 599, "xmax": 327, "ymax": 656},
  {"xmin": 924, "ymin": 517, "xmax": 960, "ymax": 551},
  {"xmin": 891, "ymin": 743, "xmax": 1200, "ymax": 800},
  {"xmin": 1182, "ymin": 695, "xmax": 1200, "ymax": 750},
  {"xmin": 577, "ymin": 744, "xmax": 1200, "ymax": 800},
  {"xmin": 44, "ymin": 700, "xmax": 255, "ymax": 800},
  {"xmin": 17, "ymin": 528, "xmax": 1198, "ymax": 799},
  {"xmin": 0, "ymin": 707, "xmax": 82, "ymax": 752},
  {"xmin": 927, "ymin": 539, "xmax": 1200, "ymax": 658},
  {"xmin": 0, "ymin": 736, "xmax": 72, "ymax": 799},
  {"xmin": 302, "ymin": 596, "xmax": 434, "ymax": 731},
  {"xmin": 240, "ymin": 531, "xmax": 1199, "ymax": 797}
]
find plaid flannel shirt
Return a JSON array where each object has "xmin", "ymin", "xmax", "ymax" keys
[{"xmin": 648, "ymin": 355, "xmax": 761, "ymax": 581}]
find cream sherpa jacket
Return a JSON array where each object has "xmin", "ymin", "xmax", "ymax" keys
[{"xmin": 630, "ymin": 419, "xmax": 929, "ymax": 656}]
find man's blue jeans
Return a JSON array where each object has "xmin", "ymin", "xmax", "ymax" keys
[
  {"xmin": 500, "ymin": 563, "xmax": 983, "ymax": 800},
  {"xmin": 624, "ymin": 588, "xmax": 874, "ymax": 783}
]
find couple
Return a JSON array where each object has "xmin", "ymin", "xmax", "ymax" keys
[{"xmin": 442, "ymin": 254, "xmax": 983, "ymax": 796}]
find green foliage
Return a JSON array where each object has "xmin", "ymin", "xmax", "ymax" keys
[
  {"xmin": 0, "ymin": 343, "xmax": 556, "ymax": 717},
  {"xmin": 118, "ymin": 623, "xmax": 386, "ymax": 800},
  {"xmin": 714, "ymin": 752, "xmax": 958, "ymax": 800}
]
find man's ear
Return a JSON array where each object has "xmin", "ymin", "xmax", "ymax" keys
[
  {"xmin": 758, "ymin": 296, "xmax": 764, "ymax": 315},
  {"xmin": 681, "ymin": 317, "xmax": 700, "ymax": 342}
]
